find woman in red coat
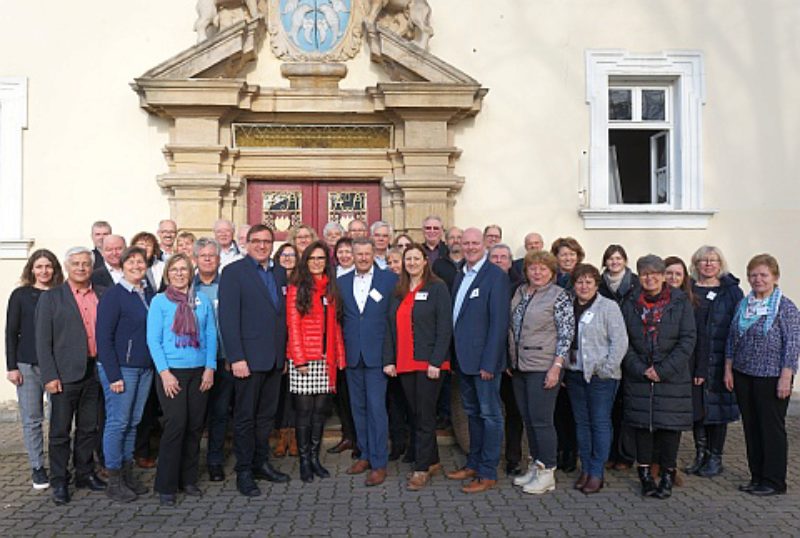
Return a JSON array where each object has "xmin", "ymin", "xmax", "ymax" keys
[{"xmin": 286, "ymin": 241, "xmax": 345, "ymax": 483}]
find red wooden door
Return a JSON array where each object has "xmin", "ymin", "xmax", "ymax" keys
[{"xmin": 247, "ymin": 180, "xmax": 381, "ymax": 241}]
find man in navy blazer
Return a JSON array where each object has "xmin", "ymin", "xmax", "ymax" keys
[
  {"xmin": 338, "ymin": 237, "xmax": 398, "ymax": 486},
  {"xmin": 446, "ymin": 228, "xmax": 510, "ymax": 493},
  {"xmin": 219, "ymin": 224, "xmax": 290, "ymax": 497}
]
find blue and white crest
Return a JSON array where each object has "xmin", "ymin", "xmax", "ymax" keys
[{"xmin": 279, "ymin": 0, "xmax": 352, "ymax": 54}]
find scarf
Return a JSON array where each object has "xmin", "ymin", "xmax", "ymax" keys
[
  {"xmin": 736, "ymin": 287, "xmax": 782, "ymax": 336},
  {"xmin": 571, "ymin": 294, "xmax": 597, "ymax": 357},
  {"xmin": 604, "ymin": 271, "xmax": 625, "ymax": 293},
  {"xmin": 637, "ymin": 284, "xmax": 671, "ymax": 351},
  {"xmin": 165, "ymin": 285, "xmax": 200, "ymax": 348}
]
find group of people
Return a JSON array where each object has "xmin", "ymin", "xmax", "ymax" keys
[{"xmin": 4, "ymin": 216, "xmax": 798, "ymax": 508}]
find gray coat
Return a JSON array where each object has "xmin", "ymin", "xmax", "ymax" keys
[{"xmin": 567, "ymin": 294, "xmax": 628, "ymax": 382}]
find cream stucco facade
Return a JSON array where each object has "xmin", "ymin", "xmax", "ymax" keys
[{"xmin": 1, "ymin": 0, "xmax": 799, "ymax": 402}]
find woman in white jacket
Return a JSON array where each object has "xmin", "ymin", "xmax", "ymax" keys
[{"xmin": 564, "ymin": 264, "xmax": 628, "ymax": 494}]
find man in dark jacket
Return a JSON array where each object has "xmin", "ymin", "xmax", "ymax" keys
[{"xmin": 91, "ymin": 235, "xmax": 126, "ymax": 298}]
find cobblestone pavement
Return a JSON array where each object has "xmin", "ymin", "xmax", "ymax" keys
[{"xmin": 1, "ymin": 417, "xmax": 799, "ymax": 537}]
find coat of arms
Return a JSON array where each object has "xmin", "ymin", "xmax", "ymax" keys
[{"xmin": 269, "ymin": 0, "xmax": 364, "ymax": 61}]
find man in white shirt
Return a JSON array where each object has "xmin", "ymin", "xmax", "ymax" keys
[
  {"xmin": 91, "ymin": 235, "xmax": 126, "ymax": 298},
  {"xmin": 214, "ymin": 219, "xmax": 241, "ymax": 269},
  {"xmin": 370, "ymin": 221, "xmax": 392, "ymax": 270},
  {"xmin": 157, "ymin": 220, "xmax": 178, "ymax": 261}
]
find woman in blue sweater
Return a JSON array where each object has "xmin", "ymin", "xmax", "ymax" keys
[
  {"xmin": 147, "ymin": 253, "xmax": 217, "ymax": 506},
  {"xmin": 97, "ymin": 246, "xmax": 154, "ymax": 502}
]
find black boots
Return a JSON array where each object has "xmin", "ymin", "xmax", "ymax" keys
[
  {"xmin": 684, "ymin": 424, "xmax": 708, "ymax": 475},
  {"xmin": 654, "ymin": 468, "xmax": 676, "ymax": 499},
  {"xmin": 698, "ymin": 451, "xmax": 723, "ymax": 477},
  {"xmin": 122, "ymin": 461, "xmax": 149, "ymax": 495},
  {"xmin": 698, "ymin": 425, "xmax": 726, "ymax": 477},
  {"xmin": 310, "ymin": 413, "xmax": 330, "ymax": 479},
  {"xmin": 105, "ymin": 469, "xmax": 137, "ymax": 503},
  {"xmin": 296, "ymin": 425, "xmax": 314, "ymax": 483},
  {"xmin": 637, "ymin": 465, "xmax": 657, "ymax": 497}
]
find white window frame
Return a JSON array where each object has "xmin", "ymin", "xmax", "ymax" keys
[
  {"xmin": 582, "ymin": 50, "xmax": 715, "ymax": 229},
  {"xmin": 0, "ymin": 77, "xmax": 32, "ymax": 258}
]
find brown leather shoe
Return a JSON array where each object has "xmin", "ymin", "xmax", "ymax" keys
[
  {"xmin": 287, "ymin": 428, "xmax": 298, "ymax": 457},
  {"xmin": 347, "ymin": 459, "xmax": 370, "ymax": 475},
  {"xmin": 406, "ymin": 462, "xmax": 444, "ymax": 479},
  {"xmin": 574, "ymin": 473, "xmax": 589, "ymax": 490},
  {"xmin": 461, "ymin": 478, "xmax": 497, "ymax": 493},
  {"xmin": 446, "ymin": 467, "xmax": 477, "ymax": 481},
  {"xmin": 582, "ymin": 476, "xmax": 604, "ymax": 494},
  {"xmin": 327, "ymin": 438, "xmax": 354, "ymax": 454},
  {"xmin": 365, "ymin": 468, "xmax": 387, "ymax": 486},
  {"xmin": 136, "ymin": 457, "xmax": 156, "ymax": 469},
  {"xmin": 273, "ymin": 429, "xmax": 289, "ymax": 458},
  {"xmin": 407, "ymin": 471, "xmax": 430, "ymax": 491}
]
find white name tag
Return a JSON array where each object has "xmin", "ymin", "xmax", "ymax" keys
[
  {"xmin": 581, "ymin": 311, "xmax": 595, "ymax": 324},
  {"xmin": 469, "ymin": 288, "xmax": 480, "ymax": 299},
  {"xmin": 756, "ymin": 306, "xmax": 769, "ymax": 316},
  {"xmin": 323, "ymin": 297, "xmax": 329, "ymax": 306},
  {"xmin": 369, "ymin": 288, "xmax": 383, "ymax": 302},
  {"xmin": 415, "ymin": 292, "xmax": 429, "ymax": 301},
  {"xmin": 281, "ymin": 286, "xmax": 287, "ymax": 296},
  {"xmin": 194, "ymin": 297, "xmax": 202, "ymax": 307},
  {"xmin": 213, "ymin": 299, "xmax": 219, "ymax": 309},
  {"xmin": 706, "ymin": 291, "xmax": 717, "ymax": 300}
]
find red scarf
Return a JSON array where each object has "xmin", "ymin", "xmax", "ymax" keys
[{"xmin": 636, "ymin": 284, "xmax": 671, "ymax": 351}]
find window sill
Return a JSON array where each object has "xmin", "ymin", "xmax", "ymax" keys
[
  {"xmin": 579, "ymin": 208, "xmax": 716, "ymax": 229},
  {"xmin": 0, "ymin": 239, "xmax": 34, "ymax": 259}
]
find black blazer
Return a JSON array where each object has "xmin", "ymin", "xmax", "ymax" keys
[
  {"xmin": 92, "ymin": 248, "xmax": 105, "ymax": 270},
  {"xmin": 384, "ymin": 279, "xmax": 453, "ymax": 368},
  {"xmin": 219, "ymin": 256, "xmax": 287, "ymax": 372},
  {"xmin": 91, "ymin": 266, "xmax": 114, "ymax": 298},
  {"xmin": 35, "ymin": 283, "xmax": 93, "ymax": 385}
]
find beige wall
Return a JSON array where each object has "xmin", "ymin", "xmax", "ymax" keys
[{"xmin": 1, "ymin": 0, "xmax": 798, "ymax": 401}]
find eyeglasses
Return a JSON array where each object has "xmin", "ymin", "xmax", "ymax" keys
[
  {"xmin": 640, "ymin": 272, "xmax": 663, "ymax": 279},
  {"xmin": 168, "ymin": 267, "xmax": 190, "ymax": 274},
  {"xmin": 308, "ymin": 256, "xmax": 327, "ymax": 261},
  {"xmin": 280, "ymin": 252, "xmax": 296, "ymax": 258},
  {"xmin": 424, "ymin": 226, "xmax": 441, "ymax": 231},
  {"xmin": 699, "ymin": 258, "xmax": 720, "ymax": 265},
  {"xmin": 249, "ymin": 239, "xmax": 272, "ymax": 246}
]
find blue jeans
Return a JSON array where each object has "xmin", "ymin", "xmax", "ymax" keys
[
  {"xmin": 458, "ymin": 371, "xmax": 503, "ymax": 480},
  {"xmin": 98, "ymin": 364, "xmax": 154, "ymax": 470},
  {"xmin": 206, "ymin": 360, "xmax": 235, "ymax": 466},
  {"xmin": 565, "ymin": 371, "xmax": 618, "ymax": 479}
]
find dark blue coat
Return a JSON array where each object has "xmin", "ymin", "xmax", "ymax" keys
[
  {"xmin": 338, "ymin": 266, "xmax": 398, "ymax": 369},
  {"xmin": 218, "ymin": 256, "xmax": 287, "ymax": 372},
  {"xmin": 452, "ymin": 259, "xmax": 510, "ymax": 375},
  {"xmin": 692, "ymin": 274, "xmax": 743, "ymax": 424},
  {"xmin": 96, "ymin": 282, "xmax": 154, "ymax": 383}
]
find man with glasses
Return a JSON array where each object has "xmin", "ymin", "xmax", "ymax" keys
[
  {"xmin": 422, "ymin": 216, "xmax": 448, "ymax": 265},
  {"xmin": 370, "ymin": 221, "xmax": 393, "ymax": 270},
  {"xmin": 483, "ymin": 224, "xmax": 503, "ymax": 250},
  {"xmin": 219, "ymin": 225, "xmax": 291, "ymax": 497},
  {"xmin": 156, "ymin": 220, "xmax": 178, "ymax": 261},
  {"xmin": 214, "ymin": 219, "xmax": 241, "ymax": 270},
  {"xmin": 347, "ymin": 219, "xmax": 368, "ymax": 239}
]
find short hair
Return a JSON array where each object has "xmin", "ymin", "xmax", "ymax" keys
[
  {"xmin": 423, "ymin": 215, "xmax": 443, "ymax": 227},
  {"xmin": 130, "ymin": 231, "xmax": 162, "ymax": 261},
  {"xmin": 550, "ymin": 237, "xmax": 585, "ymax": 263},
  {"xmin": 747, "ymin": 253, "xmax": 780, "ymax": 278},
  {"xmin": 177, "ymin": 231, "xmax": 196, "ymax": 243},
  {"xmin": 334, "ymin": 236, "xmax": 353, "ymax": 252},
  {"xmin": 523, "ymin": 250, "xmax": 558, "ymax": 283},
  {"xmin": 347, "ymin": 219, "xmax": 367, "ymax": 231},
  {"xmin": 445, "ymin": 226, "xmax": 462, "ymax": 240},
  {"xmin": 489, "ymin": 243, "xmax": 512, "ymax": 258},
  {"xmin": 101, "ymin": 234, "xmax": 127, "ymax": 250},
  {"xmin": 392, "ymin": 233, "xmax": 414, "ymax": 249},
  {"xmin": 163, "ymin": 253, "xmax": 194, "ymax": 286},
  {"xmin": 213, "ymin": 219, "xmax": 234, "ymax": 232},
  {"xmin": 158, "ymin": 219, "xmax": 177, "ymax": 231},
  {"xmin": 120, "ymin": 246, "xmax": 147, "ymax": 267},
  {"xmin": 387, "ymin": 247, "xmax": 403, "ymax": 260},
  {"xmin": 91, "ymin": 220, "xmax": 112, "ymax": 232},
  {"xmin": 690, "ymin": 245, "xmax": 730, "ymax": 280},
  {"xmin": 65, "ymin": 246, "xmax": 94, "ymax": 265},
  {"xmin": 20, "ymin": 249, "xmax": 64, "ymax": 288},
  {"xmin": 571, "ymin": 263, "xmax": 602, "ymax": 287},
  {"xmin": 322, "ymin": 221, "xmax": 345, "ymax": 236},
  {"xmin": 483, "ymin": 224, "xmax": 503, "ymax": 237},
  {"xmin": 637, "ymin": 254, "xmax": 666, "ymax": 275},
  {"xmin": 351, "ymin": 237, "xmax": 375, "ymax": 250},
  {"xmin": 289, "ymin": 223, "xmax": 318, "ymax": 244},
  {"xmin": 193, "ymin": 237, "xmax": 220, "ymax": 257},
  {"xmin": 601, "ymin": 244, "xmax": 628, "ymax": 266},
  {"xmin": 370, "ymin": 220, "xmax": 392, "ymax": 236},
  {"xmin": 247, "ymin": 224, "xmax": 274, "ymax": 242}
]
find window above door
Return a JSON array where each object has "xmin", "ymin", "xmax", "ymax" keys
[{"xmin": 582, "ymin": 50, "xmax": 715, "ymax": 229}]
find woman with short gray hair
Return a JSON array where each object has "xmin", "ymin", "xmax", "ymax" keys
[{"xmin": 621, "ymin": 254, "xmax": 696, "ymax": 499}]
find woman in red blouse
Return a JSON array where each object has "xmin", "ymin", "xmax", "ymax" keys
[
  {"xmin": 384, "ymin": 244, "xmax": 453, "ymax": 491},
  {"xmin": 286, "ymin": 241, "xmax": 345, "ymax": 483}
]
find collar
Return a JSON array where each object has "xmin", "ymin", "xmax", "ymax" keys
[
  {"xmin": 247, "ymin": 255, "xmax": 273, "ymax": 271},
  {"xmin": 193, "ymin": 271, "xmax": 220, "ymax": 286},
  {"xmin": 462, "ymin": 254, "xmax": 487, "ymax": 275},
  {"xmin": 105, "ymin": 261, "xmax": 122, "ymax": 274},
  {"xmin": 355, "ymin": 266, "xmax": 375, "ymax": 279},
  {"xmin": 68, "ymin": 280, "xmax": 93, "ymax": 295}
]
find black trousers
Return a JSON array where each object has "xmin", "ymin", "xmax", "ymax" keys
[
  {"xmin": 275, "ymin": 373, "xmax": 295, "ymax": 429},
  {"xmin": 500, "ymin": 372, "xmax": 523, "ymax": 466},
  {"xmin": 634, "ymin": 428, "xmax": 681, "ymax": 469},
  {"xmin": 387, "ymin": 376, "xmax": 414, "ymax": 452},
  {"xmin": 734, "ymin": 371, "xmax": 790, "ymax": 491},
  {"xmin": 49, "ymin": 359, "xmax": 100, "ymax": 487},
  {"xmin": 555, "ymin": 385, "xmax": 577, "ymax": 457},
  {"xmin": 233, "ymin": 368, "xmax": 282, "ymax": 474},
  {"xmin": 134, "ymin": 376, "xmax": 161, "ymax": 459},
  {"xmin": 399, "ymin": 371, "xmax": 442, "ymax": 471},
  {"xmin": 609, "ymin": 387, "xmax": 634, "ymax": 464},
  {"xmin": 333, "ymin": 369, "xmax": 356, "ymax": 442},
  {"xmin": 154, "ymin": 367, "xmax": 208, "ymax": 494}
]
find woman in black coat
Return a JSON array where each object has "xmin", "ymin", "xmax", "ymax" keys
[
  {"xmin": 622, "ymin": 255, "xmax": 696, "ymax": 499},
  {"xmin": 685, "ymin": 246, "xmax": 743, "ymax": 477},
  {"xmin": 384, "ymin": 244, "xmax": 452, "ymax": 491}
]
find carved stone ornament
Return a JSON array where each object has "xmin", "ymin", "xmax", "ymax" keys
[
  {"xmin": 195, "ymin": 0, "xmax": 266, "ymax": 43},
  {"xmin": 364, "ymin": 0, "xmax": 433, "ymax": 56},
  {"xmin": 268, "ymin": 0, "xmax": 365, "ymax": 61}
]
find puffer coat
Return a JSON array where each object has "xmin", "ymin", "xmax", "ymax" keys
[
  {"xmin": 621, "ymin": 287, "xmax": 697, "ymax": 431},
  {"xmin": 691, "ymin": 273, "xmax": 743, "ymax": 424}
]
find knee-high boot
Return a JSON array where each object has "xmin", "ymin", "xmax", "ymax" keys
[
  {"xmin": 684, "ymin": 422, "xmax": 708, "ymax": 475},
  {"xmin": 296, "ymin": 425, "xmax": 314, "ymax": 483},
  {"xmin": 310, "ymin": 412, "xmax": 330, "ymax": 479}
]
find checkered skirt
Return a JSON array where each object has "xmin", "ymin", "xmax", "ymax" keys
[{"xmin": 288, "ymin": 359, "xmax": 331, "ymax": 395}]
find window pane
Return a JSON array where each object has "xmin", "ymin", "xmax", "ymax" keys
[
  {"xmin": 642, "ymin": 90, "xmax": 666, "ymax": 121},
  {"xmin": 609, "ymin": 89, "xmax": 632, "ymax": 120}
]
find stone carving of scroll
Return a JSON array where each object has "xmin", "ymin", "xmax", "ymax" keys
[
  {"xmin": 364, "ymin": 0, "xmax": 433, "ymax": 54},
  {"xmin": 195, "ymin": 0, "xmax": 265, "ymax": 43}
]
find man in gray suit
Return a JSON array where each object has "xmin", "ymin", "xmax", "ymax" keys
[{"xmin": 36, "ymin": 247, "xmax": 106, "ymax": 505}]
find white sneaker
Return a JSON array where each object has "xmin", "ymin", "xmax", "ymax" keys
[
  {"xmin": 513, "ymin": 460, "xmax": 538, "ymax": 487},
  {"xmin": 523, "ymin": 466, "xmax": 556, "ymax": 494}
]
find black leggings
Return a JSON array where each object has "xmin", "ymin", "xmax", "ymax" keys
[
  {"xmin": 635, "ymin": 428, "xmax": 681, "ymax": 469},
  {"xmin": 293, "ymin": 393, "xmax": 332, "ymax": 428}
]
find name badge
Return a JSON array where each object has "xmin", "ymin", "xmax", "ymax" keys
[
  {"xmin": 213, "ymin": 299, "xmax": 219, "ymax": 309},
  {"xmin": 415, "ymin": 292, "xmax": 429, "ymax": 301},
  {"xmin": 469, "ymin": 288, "xmax": 480, "ymax": 299},
  {"xmin": 281, "ymin": 286, "xmax": 287, "ymax": 296},
  {"xmin": 756, "ymin": 306, "xmax": 769, "ymax": 316},
  {"xmin": 369, "ymin": 288, "xmax": 383, "ymax": 303},
  {"xmin": 581, "ymin": 311, "xmax": 595, "ymax": 324},
  {"xmin": 706, "ymin": 291, "xmax": 717, "ymax": 300},
  {"xmin": 194, "ymin": 297, "xmax": 202, "ymax": 307},
  {"xmin": 323, "ymin": 297, "xmax": 329, "ymax": 306}
]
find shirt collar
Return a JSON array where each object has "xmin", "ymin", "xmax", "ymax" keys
[
  {"xmin": 247, "ymin": 255, "xmax": 273, "ymax": 271},
  {"xmin": 355, "ymin": 266, "xmax": 374, "ymax": 279},
  {"xmin": 68, "ymin": 280, "xmax": 94, "ymax": 296},
  {"xmin": 463, "ymin": 254, "xmax": 487, "ymax": 275},
  {"xmin": 193, "ymin": 271, "xmax": 220, "ymax": 286},
  {"xmin": 105, "ymin": 261, "xmax": 122, "ymax": 274}
]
